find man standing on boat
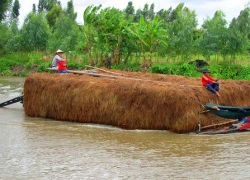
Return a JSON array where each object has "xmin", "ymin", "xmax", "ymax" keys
[
  {"xmin": 201, "ymin": 69, "xmax": 220, "ymax": 96},
  {"xmin": 51, "ymin": 49, "xmax": 67, "ymax": 73}
]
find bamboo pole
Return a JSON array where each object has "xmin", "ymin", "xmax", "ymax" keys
[
  {"xmin": 199, "ymin": 110, "xmax": 210, "ymax": 114},
  {"xmin": 47, "ymin": 68, "xmax": 203, "ymax": 88},
  {"xmin": 180, "ymin": 84, "xmax": 203, "ymax": 87},
  {"xmin": 201, "ymin": 119, "xmax": 238, "ymax": 130},
  {"xmin": 47, "ymin": 68, "xmax": 173, "ymax": 85},
  {"xmin": 68, "ymin": 69, "xmax": 174, "ymax": 84},
  {"xmin": 85, "ymin": 65, "xmax": 125, "ymax": 76}
]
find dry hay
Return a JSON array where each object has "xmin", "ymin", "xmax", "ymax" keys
[{"xmin": 23, "ymin": 70, "xmax": 250, "ymax": 133}]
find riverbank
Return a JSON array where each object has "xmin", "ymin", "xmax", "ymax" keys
[{"xmin": 1, "ymin": 51, "xmax": 250, "ymax": 80}]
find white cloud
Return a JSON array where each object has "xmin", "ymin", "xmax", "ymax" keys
[{"xmin": 18, "ymin": 0, "xmax": 249, "ymax": 26}]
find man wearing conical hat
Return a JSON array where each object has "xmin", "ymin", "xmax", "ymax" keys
[{"xmin": 51, "ymin": 49, "xmax": 67, "ymax": 73}]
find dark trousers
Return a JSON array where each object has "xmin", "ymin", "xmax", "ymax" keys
[{"xmin": 206, "ymin": 83, "xmax": 219, "ymax": 94}]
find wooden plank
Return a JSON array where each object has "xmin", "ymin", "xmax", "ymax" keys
[{"xmin": 47, "ymin": 68, "xmax": 58, "ymax": 71}]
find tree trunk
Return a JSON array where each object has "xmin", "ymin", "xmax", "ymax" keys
[
  {"xmin": 124, "ymin": 53, "xmax": 131, "ymax": 64},
  {"xmin": 95, "ymin": 52, "xmax": 98, "ymax": 65},
  {"xmin": 87, "ymin": 37, "xmax": 93, "ymax": 65}
]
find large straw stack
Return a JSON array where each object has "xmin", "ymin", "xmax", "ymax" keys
[{"xmin": 23, "ymin": 71, "xmax": 250, "ymax": 133}]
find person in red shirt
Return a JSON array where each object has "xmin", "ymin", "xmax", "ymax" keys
[{"xmin": 201, "ymin": 69, "xmax": 220, "ymax": 96}]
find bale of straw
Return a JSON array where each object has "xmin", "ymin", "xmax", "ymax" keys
[{"xmin": 23, "ymin": 72, "xmax": 250, "ymax": 133}]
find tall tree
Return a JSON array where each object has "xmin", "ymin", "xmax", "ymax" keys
[
  {"xmin": 20, "ymin": 12, "xmax": 51, "ymax": 51},
  {"xmin": 148, "ymin": 3, "xmax": 155, "ymax": 20},
  {"xmin": 46, "ymin": 4, "xmax": 63, "ymax": 27},
  {"xmin": 38, "ymin": 0, "xmax": 47, "ymax": 12},
  {"xmin": 4, "ymin": 19, "xmax": 20, "ymax": 52},
  {"xmin": 224, "ymin": 8, "xmax": 250, "ymax": 60},
  {"xmin": 224, "ymin": 18, "xmax": 246, "ymax": 60},
  {"xmin": 66, "ymin": 0, "xmax": 77, "ymax": 21},
  {"xmin": 38, "ymin": 0, "xmax": 60, "ymax": 12},
  {"xmin": 0, "ymin": 0, "xmax": 11, "ymax": 21},
  {"xmin": 47, "ymin": 0, "xmax": 60, "ymax": 11},
  {"xmin": 200, "ymin": 10, "xmax": 228, "ymax": 60},
  {"xmin": 0, "ymin": 23, "xmax": 12, "ymax": 54},
  {"xmin": 11, "ymin": 0, "xmax": 20, "ymax": 19},
  {"xmin": 133, "ymin": 9, "xmax": 142, "ymax": 22},
  {"xmin": 235, "ymin": 7, "xmax": 250, "ymax": 39},
  {"xmin": 166, "ymin": 3, "xmax": 197, "ymax": 59},
  {"xmin": 156, "ymin": 8, "xmax": 171, "ymax": 28},
  {"xmin": 33, "ymin": 3, "xmax": 36, "ymax": 13},
  {"xmin": 142, "ymin": 3, "xmax": 149, "ymax": 20},
  {"xmin": 125, "ymin": 1, "xmax": 134, "ymax": 19},
  {"xmin": 48, "ymin": 15, "xmax": 80, "ymax": 52}
]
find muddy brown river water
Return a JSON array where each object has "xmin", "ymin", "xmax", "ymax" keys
[{"xmin": 0, "ymin": 76, "xmax": 250, "ymax": 179}]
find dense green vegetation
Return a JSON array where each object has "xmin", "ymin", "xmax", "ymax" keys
[{"xmin": 0, "ymin": 0, "xmax": 250, "ymax": 79}]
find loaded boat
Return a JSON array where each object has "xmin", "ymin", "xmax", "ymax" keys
[{"xmin": 1, "ymin": 67, "xmax": 250, "ymax": 134}]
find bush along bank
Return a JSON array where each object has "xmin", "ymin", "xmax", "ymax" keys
[
  {"xmin": 0, "ymin": 52, "xmax": 89, "ymax": 76},
  {"xmin": 151, "ymin": 63, "xmax": 250, "ymax": 80},
  {"xmin": 1, "ymin": 52, "xmax": 250, "ymax": 80}
]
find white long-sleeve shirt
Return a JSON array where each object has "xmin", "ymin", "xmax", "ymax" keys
[{"xmin": 52, "ymin": 55, "xmax": 65, "ymax": 69}]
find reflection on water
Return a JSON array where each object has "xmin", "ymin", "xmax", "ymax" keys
[{"xmin": 1, "ymin": 76, "xmax": 250, "ymax": 179}]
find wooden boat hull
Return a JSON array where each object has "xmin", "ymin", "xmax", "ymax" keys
[
  {"xmin": 197, "ymin": 123, "xmax": 250, "ymax": 135},
  {"xmin": 198, "ymin": 128, "xmax": 249, "ymax": 135},
  {"xmin": 204, "ymin": 103, "xmax": 250, "ymax": 119}
]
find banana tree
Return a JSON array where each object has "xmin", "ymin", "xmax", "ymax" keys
[
  {"xmin": 128, "ymin": 15, "xmax": 167, "ymax": 67},
  {"xmin": 94, "ymin": 7, "xmax": 131, "ymax": 66},
  {"xmin": 82, "ymin": 5, "xmax": 101, "ymax": 64}
]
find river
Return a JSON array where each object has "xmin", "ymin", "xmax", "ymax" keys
[{"xmin": 0, "ymin": 76, "xmax": 250, "ymax": 179}]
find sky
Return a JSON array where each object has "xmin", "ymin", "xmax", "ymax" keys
[{"xmin": 18, "ymin": 0, "xmax": 250, "ymax": 26}]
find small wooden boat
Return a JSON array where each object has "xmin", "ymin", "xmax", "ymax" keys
[
  {"xmin": 199, "ymin": 123, "xmax": 250, "ymax": 135},
  {"xmin": 204, "ymin": 103, "xmax": 250, "ymax": 119},
  {"xmin": 196, "ymin": 103, "xmax": 250, "ymax": 135}
]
